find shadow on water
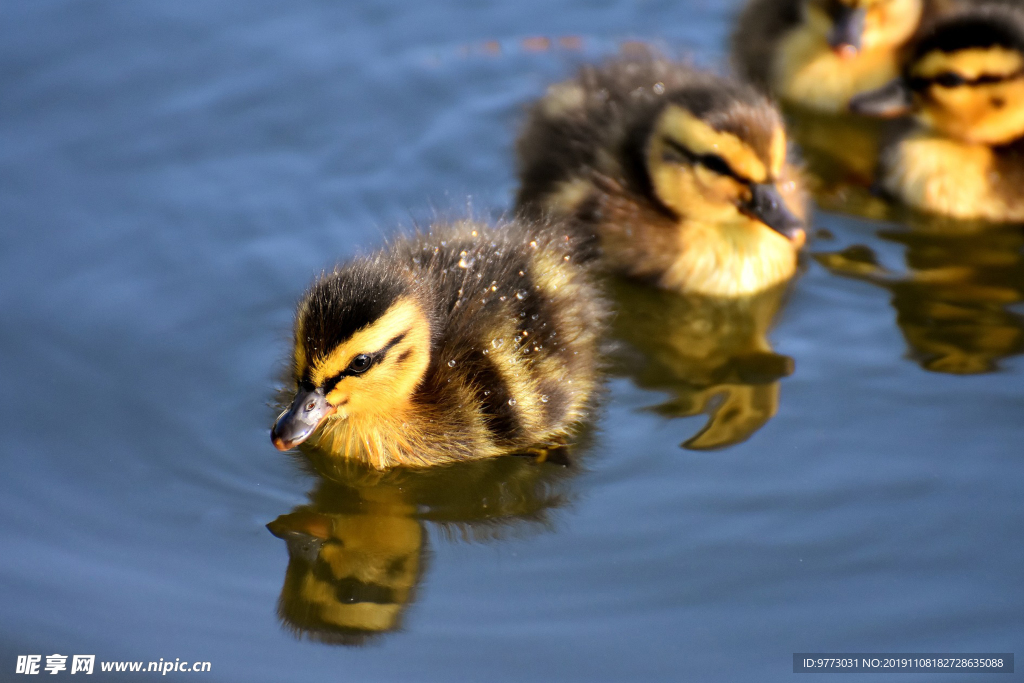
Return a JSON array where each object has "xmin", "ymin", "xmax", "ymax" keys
[
  {"xmin": 608, "ymin": 277, "xmax": 794, "ymax": 450},
  {"xmin": 267, "ymin": 452, "xmax": 580, "ymax": 645},
  {"xmin": 784, "ymin": 104, "xmax": 1024, "ymax": 374}
]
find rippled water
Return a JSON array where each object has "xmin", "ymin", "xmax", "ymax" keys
[{"xmin": 2, "ymin": 1, "xmax": 1021, "ymax": 681}]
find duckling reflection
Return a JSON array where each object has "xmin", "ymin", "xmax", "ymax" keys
[
  {"xmin": 815, "ymin": 219, "xmax": 1024, "ymax": 374},
  {"xmin": 609, "ymin": 277, "xmax": 794, "ymax": 450},
  {"xmin": 267, "ymin": 454, "xmax": 577, "ymax": 645}
]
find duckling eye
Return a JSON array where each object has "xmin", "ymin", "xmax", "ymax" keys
[
  {"xmin": 934, "ymin": 72, "xmax": 966, "ymax": 88},
  {"xmin": 698, "ymin": 153, "xmax": 737, "ymax": 179},
  {"xmin": 347, "ymin": 354, "xmax": 373, "ymax": 374}
]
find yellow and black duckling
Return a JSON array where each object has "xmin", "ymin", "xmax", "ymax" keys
[
  {"xmin": 850, "ymin": 2, "xmax": 1024, "ymax": 221},
  {"xmin": 732, "ymin": 0, "xmax": 950, "ymax": 113},
  {"xmin": 515, "ymin": 48, "xmax": 808, "ymax": 298},
  {"xmin": 270, "ymin": 219, "xmax": 606, "ymax": 470}
]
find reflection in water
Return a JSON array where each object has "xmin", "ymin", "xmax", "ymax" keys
[
  {"xmin": 609, "ymin": 277, "xmax": 794, "ymax": 450},
  {"xmin": 815, "ymin": 221, "xmax": 1024, "ymax": 374},
  {"xmin": 267, "ymin": 454, "xmax": 578, "ymax": 645}
]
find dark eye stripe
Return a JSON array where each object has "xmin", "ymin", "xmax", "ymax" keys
[
  {"xmin": 322, "ymin": 330, "xmax": 410, "ymax": 392},
  {"xmin": 909, "ymin": 69, "xmax": 1023, "ymax": 91},
  {"xmin": 663, "ymin": 138, "xmax": 752, "ymax": 184}
]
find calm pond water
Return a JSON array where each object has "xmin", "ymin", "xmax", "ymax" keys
[{"xmin": 2, "ymin": 1, "xmax": 1021, "ymax": 681}]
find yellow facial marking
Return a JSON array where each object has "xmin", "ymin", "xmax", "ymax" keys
[
  {"xmin": 910, "ymin": 48, "xmax": 1024, "ymax": 144},
  {"xmin": 302, "ymin": 297, "xmax": 431, "ymax": 418},
  {"xmin": 913, "ymin": 47, "xmax": 1024, "ymax": 81},
  {"xmin": 654, "ymin": 106, "xmax": 768, "ymax": 183},
  {"xmin": 769, "ymin": 127, "xmax": 787, "ymax": 178},
  {"xmin": 293, "ymin": 316, "xmax": 308, "ymax": 377},
  {"xmin": 310, "ymin": 298, "xmax": 424, "ymax": 386}
]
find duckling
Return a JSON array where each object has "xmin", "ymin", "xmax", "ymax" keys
[
  {"xmin": 270, "ymin": 219, "xmax": 606, "ymax": 470},
  {"xmin": 732, "ymin": 0, "xmax": 950, "ymax": 113},
  {"xmin": 850, "ymin": 2, "xmax": 1024, "ymax": 221},
  {"xmin": 515, "ymin": 48, "xmax": 808, "ymax": 298}
]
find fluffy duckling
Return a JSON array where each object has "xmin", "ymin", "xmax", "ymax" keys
[
  {"xmin": 515, "ymin": 49, "xmax": 808, "ymax": 298},
  {"xmin": 270, "ymin": 219, "xmax": 606, "ymax": 470},
  {"xmin": 732, "ymin": 0, "xmax": 949, "ymax": 112},
  {"xmin": 850, "ymin": 2, "xmax": 1024, "ymax": 221}
]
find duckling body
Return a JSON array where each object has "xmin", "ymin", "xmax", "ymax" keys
[
  {"xmin": 515, "ymin": 49, "xmax": 807, "ymax": 298},
  {"xmin": 851, "ymin": 2, "xmax": 1024, "ymax": 221},
  {"xmin": 732, "ymin": 0, "xmax": 946, "ymax": 112},
  {"xmin": 271, "ymin": 220, "xmax": 606, "ymax": 470},
  {"xmin": 881, "ymin": 132, "xmax": 1024, "ymax": 220}
]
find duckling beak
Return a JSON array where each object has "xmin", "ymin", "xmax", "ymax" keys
[
  {"xmin": 267, "ymin": 513, "xmax": 329, "ymax": 563},
  {"xmin": 849, "ymin": 78, "xmax": 913, "ymax": 117},
  {"xmin": 271, "ymin": 385, "xmax": 336, "ymax": 451},
  {"xmin": 743, "ymin": 183, "xmax": 804, "ymax": 240},
  {"xmin": 828, "ymin": 6, "xmax": 866, "ymax": 57}
]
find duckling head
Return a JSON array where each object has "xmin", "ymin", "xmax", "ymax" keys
[
  {"xmin": 851, "ymin": 6, "xmax": 1024, "ymax": 145},
  {"xmin": 645, "ymin": 89, "xmax": 805, "ymax": 244},
  {"xmin": 272, "ymin": 264, "xmax": 433, "ymax": 451},
  {"xmin": 802, "ymin": 0, "xmax": 923, "ymax": 57}
]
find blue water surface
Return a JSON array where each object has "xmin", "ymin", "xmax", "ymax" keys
[{"xmin": 1, "ymin": 1, "xmax": 1021, "ymax": 681}]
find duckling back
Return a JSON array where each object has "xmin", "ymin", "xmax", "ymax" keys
[{"xmin": 395, "ymin": 220, "xmax": 607, "ymax": 456}]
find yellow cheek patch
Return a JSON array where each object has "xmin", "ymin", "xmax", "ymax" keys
[
  {"xmin": 310, "ymin": 297, "xmax": 427, "ymax": 387},
  {"xmin": 655, "ymin": 105, "xmax": 768, "ymax": 183},
  {"xmin": 913, "ymin": 47, "xmax": 1024, "ymax": 81}
]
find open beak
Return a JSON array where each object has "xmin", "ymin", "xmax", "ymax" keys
[
  {"xmin": 271, "ymin": 384, "xmax": 336, "ymax": 451},
  {"xmin": 828, "ymin": 5, "xmax": 866, "ymax": 57},
  {"xmin": 743, "ymin": 183, "xmax": 805, "ymax": 240},
  {"xmin": 848, "ymin": 78, "xmax": 914, "ymax": 117}
]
